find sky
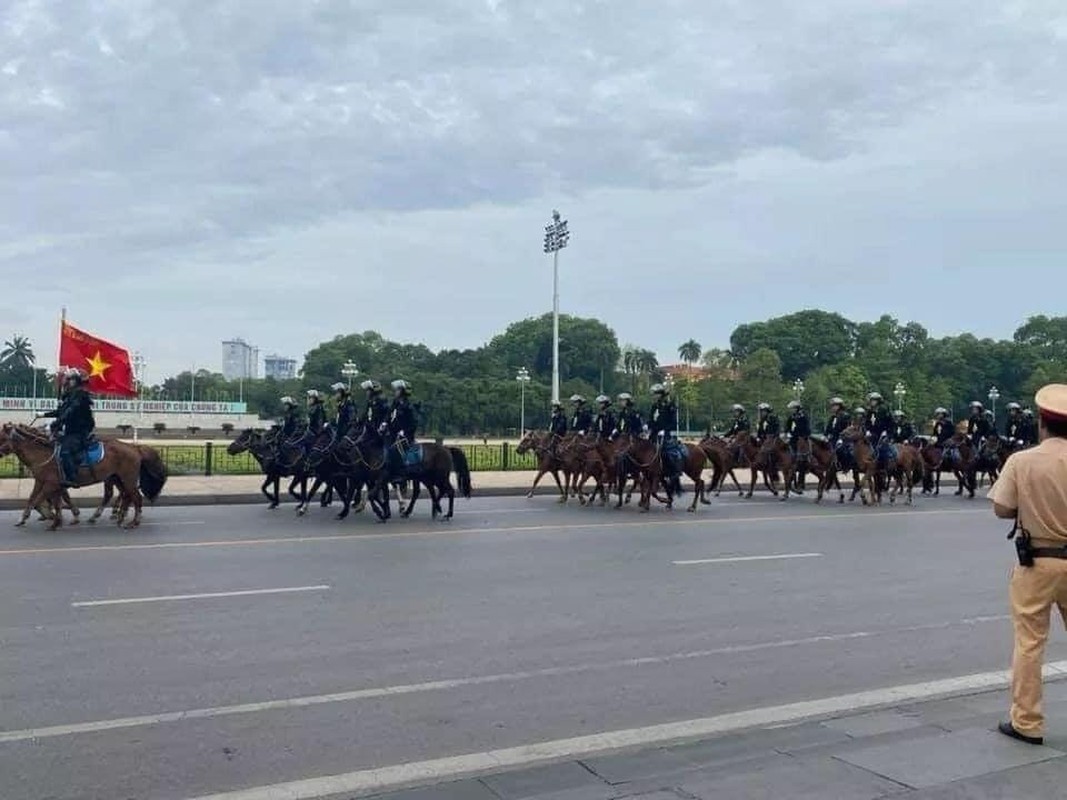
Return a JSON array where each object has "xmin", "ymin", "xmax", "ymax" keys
[{"xmin": 3, "ymin": 0, "xmax": 1067, "ymax": 382}]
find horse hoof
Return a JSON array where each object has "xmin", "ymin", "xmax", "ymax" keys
[
  {"xmin": 687, "ymin": 506, "xmax": 696, "ymax": 513},
  {"xmin": 525, "ymin": 492, "xmax": 534, "ymax": 499},
  {"xmin": 87, "ymin": 518, "xmax": 97, "ymax": 525}
]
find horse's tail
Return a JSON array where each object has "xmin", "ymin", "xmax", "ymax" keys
[
  {"xmin": 137, "ymin": 445, "xmax": 168, "ymax": 502},
  {"xmin": 448, "ymin": 447, "xmax": 472, "ymax": 499}
]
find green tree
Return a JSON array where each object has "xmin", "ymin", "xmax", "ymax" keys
[
  {"xmin": 729, "ymin": 310, "xmax": 857, "ymax": 378},
  {"xmin": 677, "ymin": 339, "xmax": 702, "ymax": 370},
  {"xmin": 0, "ymin": 335, "xmax": 34, "ymax": 370}
]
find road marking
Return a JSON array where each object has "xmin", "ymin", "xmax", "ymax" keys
[
  {"xmin": 0, "ymin": 508, "xmax": 985, "ymax": 557},
  {"xmin": 0, "ymin": 614, "xmax": 1009, "ymax": 744},
  {"xmin": 673, "ymin": 553, "xmax": 823, "ymax": 565},
  {"xmin": 70, "ymin": 585, "xmax": 330, "ymax": 608},
  {"xmin": 181, "ymin": 659, "xmax": 1067, "ymax": 800}
]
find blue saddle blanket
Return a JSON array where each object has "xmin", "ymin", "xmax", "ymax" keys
[
  {"xmin": 663, "ymin": 440, "xmax": 687, "ymax": 466},
  {"xmin": 85, "ymin": 440, "xmax": 105, "ymax": 466},
  {"xmin": 402, "ymin": 443, "xmax": 423, "ymax": 468},
  {"xmin": 876, "ymin": 442, "xmax": 898, "ymax": 466}
]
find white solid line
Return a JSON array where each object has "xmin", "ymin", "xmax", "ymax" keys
[
  {"xmin": 71, "ymin": 585, "xmax": 330, "ymax": 608},
  {"xmin": 183, "ymin": 660, "xmax": 1067, "ymax": 800},
  {"xmin": 673, "ymin": 553, "xmax": 823, "ymax": 565},
  {"xmin": 0, "ymin": 614, "xmax": 1009, "ymax": 745}
]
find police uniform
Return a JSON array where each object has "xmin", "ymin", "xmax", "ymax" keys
[
  {"xmin": 570, "ymin": 403, "xmax": 593, "ymax": 433},
  {"xmin": 335, "ymin": 394, "xmax": 355, "ymax": 436},
  {"xmin": 865, "ymin": 405, "xmax": 892, "ymax": 441},
  {"xmin": 42, "ymin": 377, "xmax": 95, "ymax": 485},
  {"xmin": 890, "ymin": 418, "xmax": 915, "ymax": 444},
  {"xmin": 824, "ymin": 409, "xmax": 851, "ymax": 442},
  {"xmin": 756, "ymin": 411, "xmax": 780, "ymax": 442},
  {"xmin": 988, "ymin": 384, "xmax": 1067, "ymax": 745},
  {"xmin": 1005, "ymin": 413, "xmax": 1026, "ymax": 445},
  {"xmin": 968, "ymin": 410, "xmax": 993, "ymax": 447},
  {"xmin": 281, "ymin": 404, "xmax": 302, "ymax": 438},
  {"xmin": 307, "ymin": 399, "xmax": 327, "ymax": 434},
  {"xmin": 388, "ymin": 396, "xmax": 417, "ymax": 442},
  {"xmin": 932, "ymin": 416, "xmax": 955, "ymax": 445},
  {"xmin": 648, "ymin": 397, "xmax": 678, "ymax": 439},
  {"xmin": 592, "ymin": 405, "xmax": 616, "ymax": 440},
  {"xmin": 549, "ymin": 407, "xmax": 568, "ymax": 437},
  {"xmin": 615, "ymin": 401, "xmax": 643, "ymax": 438},
  {"xmin": 725, "ymin": 413, "xmax": 751, "ymax": 437}
]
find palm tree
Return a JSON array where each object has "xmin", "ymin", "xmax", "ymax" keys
[
  {"xmin": 0, "ymin": 335, "xmax": 35, "ymax": 370},
  {"xmin": 678, "ymin": 339, "xmax": 701, "ymax": 378}
]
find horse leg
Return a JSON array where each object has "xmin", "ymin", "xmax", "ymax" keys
[
  {"xmin": 746, "ymin": 468, "xmax": 757, "ymax": 499},
  {"xmin": 688, "ymin": 472, "xmax": 703, "ymax": 512},
  {"xmin": 400, "ymin": 480, "xmax": 419, "ymax": 518},
  {"xmin": 16, "ymin": 481, "xmax": 47, "ymax": 527},
  {"xmin": 526, "ymin": 467, "xmax": 548, "ymax": 499}
]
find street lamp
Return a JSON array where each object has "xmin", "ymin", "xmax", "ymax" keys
[
  {"xmin": 893, "ymin": 381, "xmax": 906, "ymax": 413},
  {"xmin": 341, "ymin": 359, "xmax": 360, "ymax": 390},
  {"xmin": 132, "ymin": 352, "xmax": 147, "ymax": 438},
  {"xmin": 516, "ymin": 367, "xmax": 531, "ymax": 434},
  {"xmin": 543, "ymin": 209, "xmax": 570, "ymax": 405},
  {"xmin": 988, "ymin": 385, "xmax": 1000, "ymax": 422},
  {"xmin": 792, "ymin": 378, "xmax": 805, "ymax": 402}
]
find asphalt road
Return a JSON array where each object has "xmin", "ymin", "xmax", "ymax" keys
[{"xmin": 0, "ymin": 490, "xmax": 1061, "ymax": 800}]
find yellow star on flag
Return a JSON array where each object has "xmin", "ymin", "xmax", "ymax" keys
[{"xmin": 85, "ymin": 351, "xmax": 111, "ymax": 379}]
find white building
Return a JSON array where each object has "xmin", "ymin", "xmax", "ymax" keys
[
  {"xmin": 264, "ymin": 353, "xmax": 297, "ymax": 380},
  {"xmin": 222, "ymin": 338, "xmax": 259, "ymax": 380}
]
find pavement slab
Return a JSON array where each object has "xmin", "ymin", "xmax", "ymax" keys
[
  {"xmin": 835, "ymin": 727, "xmax": 1065, "ymax": 789},
  {"xmin": 481, "ymin": 762, "xmax": 613, "ymax": 799}
]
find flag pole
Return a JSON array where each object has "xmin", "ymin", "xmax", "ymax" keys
[{"xmin": 56, "ymin": 307, "xmax": 67, "ymax": 400}]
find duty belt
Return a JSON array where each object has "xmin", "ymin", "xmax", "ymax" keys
[{"xmin": 1032, "ymin": 545, "xmax": 1067, "ymax": 559}]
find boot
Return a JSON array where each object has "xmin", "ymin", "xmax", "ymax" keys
[{"xmin": 59, "ymin": 452, "xmax": 78, "ymax": 487}]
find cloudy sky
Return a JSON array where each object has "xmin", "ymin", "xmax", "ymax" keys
[{"xmin": 3, "ymin": 0, "xmax": 1066, "ymax": 381}]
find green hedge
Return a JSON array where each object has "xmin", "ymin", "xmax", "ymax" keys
[{"xmin": 0, "ymin": 442, "xmax": 538, "ymax": 478}]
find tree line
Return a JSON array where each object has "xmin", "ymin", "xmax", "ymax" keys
[{"xmin": 3, "ymin": 311, "xmax": 1064, "ymax": 435}]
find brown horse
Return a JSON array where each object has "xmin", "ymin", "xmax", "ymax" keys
[
  {"xmin": 888, "ymin": 442, "xmax": 924, "ymax": 505},
  {"xmin": 923, "ymin": 433, "xmax": 977, "ymax": 498},
  {"xmin": 752, "ymin": 437, "xmax": 799, "ymax": 501},
  {"xmin": 516, "ymin": 431, "xmax": 568, "ymax": 502},
  {"xmin": 698, "ymin": 435, "xmax": 745, "ymax": 497},
  {"xmin": 725, "ymin": 435, "xmax": 782, "ymax": 498},
  {"xmin": 0, "ymin": 423, "xmax": 161, "ymax": 528}
]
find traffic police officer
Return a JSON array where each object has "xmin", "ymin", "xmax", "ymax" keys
[{"xmin": 989, "ymin": 384, "xmax": 1067, "ymax": 746}]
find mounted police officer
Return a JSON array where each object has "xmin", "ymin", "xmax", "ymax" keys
[
  {"xmin": 755, "ymin": 403, "xmax": 779, "ymax": 443},
  {"xmin": 931, "ymin": 407, "xmax": 955, "ymax": 446},
  {"xmin": 592, "ymin": 395, "xmax": 616, "ymax": 440},
  {"xmin": 785, "ymin": 399, "xmax": 811, "ymax": 491},
  {"xmin": 384, "ymin": 379, "xmax": 418, "ymax": 481},
  {"xmin": 865, "ymin": 392, "xmax": 892, "ymax": 443},
  {"xmin": 890, "ymin": 409, "xmax": 915, "ymax": 444},
  {"xmin": 331, "ymin": 382, "xmax": 355, "ymax": 436},
  {"xmin": 648, "ymin": 383, "xmax": 681, "ymax": 481},
  {"xmin": 548, "ymin": 401, "xmax": 568, "ymax": 437},
  {"xmin": 305, "ymin": 389, "xmax": 327, "ymax": 435},
  {"xmin": 359, "ymin": 380, "xmax": 390, "ymax": 440},
  {"xmin": 922, "ymin": 407, "xmax": 956, "ymax": 494},
  {"xmin": 280, "ymin": 396, "xmax": 302, "ymax": 438},
  {"xmin": 613, "ymin": 393, "xmax": 643, "ymax": 438},
  {"xmin": 570, "ymin": 395, "xmax": 592, "ymax": 434},
  {"xmin": 42, "ymin": 368, "xmax": 95, "ymax": 487},
  {"xmin": 824, "ymin": 397, "xmax": 851, "ymax": 445},
  {"xmin": 967, "ymin": 400, "xmax": 993, "ymax": 447},
  {"xmin": 724, "ymin": 404, "xmax": 750, "ymax": 437},
  {"xmin": 1004, "ymin": 402, "xmax": 1026, "ymax": 447},
  {"xmin": 1022, "ymin": 408, "xmax": 1039, "ymax": 446}
]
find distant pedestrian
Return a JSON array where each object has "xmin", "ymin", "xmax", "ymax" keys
[{"xmin": 988, "ymin": 384, "xmax": 1067, "ymax": 746}]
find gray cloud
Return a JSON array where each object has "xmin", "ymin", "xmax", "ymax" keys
[{"xmin": 3, "ymin": 1, "xmax": 1067, "ymax": 375}]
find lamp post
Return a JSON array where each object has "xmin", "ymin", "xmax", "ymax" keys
[
  {"xmin": 132, "ymin": 352, "xmax": 146, "ymax": 440},
  {"xmin": 543, "ymin": 209, "xmax": 570, "ymax": 405},
  {"xmin": 341, "ymin": 359, "xmax": 360, "ymax": 390},
  {"xmin": 988, "ymin": 385, "xmax": 1000, "ymax": 422},
  {"xmin": 792, "ymin": 378, "xmax": 805, "ymax": 403},
  {"xmin": 893, "ymin": 381, "xmax": 906, "ymax": 413},
  {"xmin": 516, "ymin": 367, "xmax": 531, "ymax": 434}
]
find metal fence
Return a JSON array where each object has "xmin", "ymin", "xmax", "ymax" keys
[{"xmin": 0, "ymin": 442, "xmax": 538, "ymax": 479}]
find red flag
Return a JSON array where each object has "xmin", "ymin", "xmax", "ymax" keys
[{"xmin": 59, "ymin": 321, "xmax": 137, "ymax": 397}]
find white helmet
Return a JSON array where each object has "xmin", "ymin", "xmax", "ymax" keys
[
  {"xmin": 1006, "ymin": 402, "xmax": 1021, "ymax": 412},
  {"xmin": 360, "ymin": 379, "xmax": 381, "ymax": 393},
  {"xmin": 650, "ymin": 383, "xmax": 666, "ymax": 395},
  {"xmin": 970, "ymin": 400, "xmax": 984, "ymax": 410},
  {"xmin": 306, "ymin": 389, "xmax": 322, "ymax": 401},
  {"xmin": 280, "ymin": 396, "xmax": 296, "ymax": 407},
  {"xmin": 757, "ymin": 402, "xmax": 772, "ymax": 411},
  {"xmin": 829, "ymin": 397, "xmax": 844, "ymax": 407},
  {"xmin": 934, "ymin": 407, "xmax": 949, "ymax": 416},
  {"xmin": 616, "ymin": 392, "xmax": 633, "ymax": 403},
  {"xmin": 570, "ymin": 394, "xmax": 585, "ymax": 404},
  {"xmin": 731, "ymin": 403, "xmax": 745, "ymax": 413},
  {"xmin": 892, "ymin": 409, "xmax": 903, "ymax": 418},
  {"xmin": 330, "ymin": 382, "xmax": 347, "ymax": 394},
  {"xmin": 391, "ymin": 379, "xmax": 411, "ymax": 394},
  {"xmin": 787, "ymin": 400, "xmax": 801, "ymax": 410},
  {"xmin": 595, "ymin": 394, "xmax": 611, "ymax": 405},
  {"xmin": 868, "ymin": 392, "xmax": 883, "ymax": 403}
]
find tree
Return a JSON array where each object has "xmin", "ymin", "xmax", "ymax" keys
[
  {"xmin": 737, "ymin": 348, "xmax": 785, "ymax": 408},
  {"xmin": 0, "ymin": 336, "xmax": 34, "ymax": 370},
  {"xmin": 730, "ymin": 310, "xmax": 856, "ymax": 378},
  {"xmin": 677, "ymin": 339, "xmax": 702, "ymax": 372}
]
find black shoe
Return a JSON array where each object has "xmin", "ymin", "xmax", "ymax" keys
[{"xmin": 998, "ymin": 721, "xmax": 1043, "ymax": 745}]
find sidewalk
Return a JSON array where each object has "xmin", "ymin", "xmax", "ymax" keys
[
  {"xmin": 0, "ymin": 471, "xmax": 965, "ymax": 510},
  {"xmin": 365, "ymin": 678, "xmax": 1067, "ymax": 800}
]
